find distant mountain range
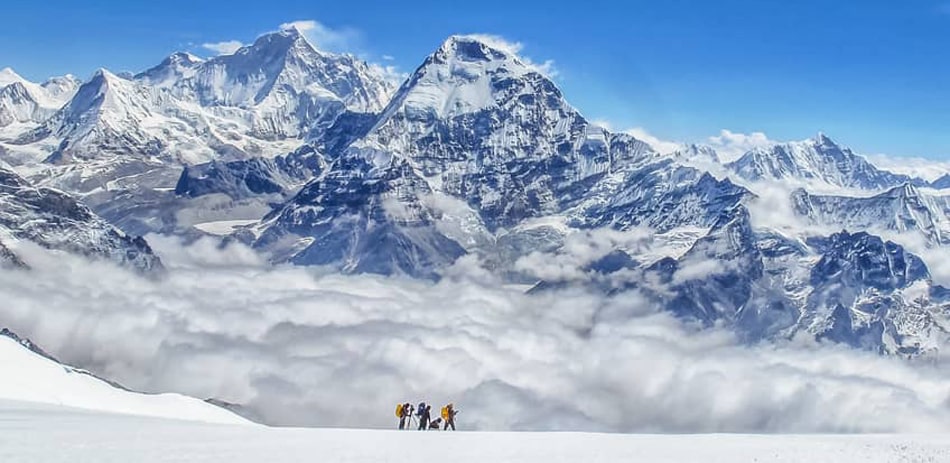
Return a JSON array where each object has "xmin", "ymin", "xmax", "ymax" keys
[{"xmin": 2, "ymin": 28, "xmax": 950, "ymax": 355}]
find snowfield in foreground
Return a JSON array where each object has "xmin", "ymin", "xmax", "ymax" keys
[
  {"xmin": 1, "ymin": 401, "xmax": 949, "ymax": 463},
  {"xmin": 0, "ymin": 335, "xmax": 248, "ymax": 425}
]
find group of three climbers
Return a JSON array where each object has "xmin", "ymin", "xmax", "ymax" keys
[{"xmin": 396, "ymin": 402, "xmax": 458, "ymax": 430}]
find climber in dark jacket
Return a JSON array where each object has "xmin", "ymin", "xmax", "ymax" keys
[{"xmin": 416, "ymin": 403, "xmax": 431, "ymax": 430}]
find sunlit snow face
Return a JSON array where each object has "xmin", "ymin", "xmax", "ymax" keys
[{"xmin": 2, "ymin": 236, "xmax": 950, "ymax": 432}]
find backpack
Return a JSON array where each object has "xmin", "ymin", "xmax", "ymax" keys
[
  {"xmin": 417, "ymin": 402, "xmax": 426, "ymax": 417},
  {"xmin": 441, "ymin": 406, "xmax": 449, "ymax": 420},
  {"xmin": 395, "ymin": 404, "xmax": 404, "ymax": 418}
]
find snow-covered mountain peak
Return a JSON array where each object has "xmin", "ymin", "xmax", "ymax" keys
[
  {"xmin": 88, "ymin": 68, "xmax": 117, "ymax": 86},
  {"xmin": 383, "ymin": 34, "xmax": 556, "ymax": 120},
  {"xmin": 40, "ymin": 74, "xmax": 80, "ymax": 100},
  {"xmin": 0, "ymin": 68, "xmax": 78, "ymax": 127},
  {"xmin": 436, "ymin": 34, "xmax": 522, "ymax": 64},
  {"xmin": 673, "ymin": 144, "xmax": 721, "ymax": 163},
  {"xmin": 806, "ymin": 132, "xmax": 848, "ymax": 157},
  {"xmin": 135, "ymin": 52, "xmax": 204, "ymax": 88},
  {"xmin": 65, "ymin": 68, "xmax": 150, "ymax": 120},
  {"xmin": 86, "ymin": 68, "xmax": 133, "ymax": 93},
  {"xmin": 140, "ymin": 28, "xmax": 394, "ymax": 118},
  {"xmin": 235, "ymin": 27, "xmax": 319, "ymax": 62},
  {"xmin": 726, "ymin": 132, "xmax": 909, "ymax": 190},
  {"xmin": 23, "ymin": 67, "xmax": 164, "ymax": 162},
  {"xmin": 0, "ymin": 68, "xmax": 78, "ymax": 102},
  {"xmin": 169, "ymin": 51, "xmax": 204, "ymax": 65}
]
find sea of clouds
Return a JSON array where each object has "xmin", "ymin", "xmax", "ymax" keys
[{"xmin": 2, "ymin": 235, "xmax": 950, "ymax": 433}]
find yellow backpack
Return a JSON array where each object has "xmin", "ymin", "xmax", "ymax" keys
[
  {"xmin": 396, "ymin": 404, "xmax": 405, "ymax": 418},
  {"xmin": 441, "ymin": 405, "xmax": 449, "ymax": 420}
]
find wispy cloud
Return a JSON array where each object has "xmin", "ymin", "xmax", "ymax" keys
[
  {"xmin": 865, "ymin": 153, "xmax": 950, "ymax": 182},
  {"xmin": 279, "ymin": 19, "xmax": 362, "ymax": 54},
  {"xmin": 201, "ymin": 40, "xmax": 244, "ymax": 55},
  {"xmin": 623, "ymin": 127, "xmax": 681, "ymax": 154}
]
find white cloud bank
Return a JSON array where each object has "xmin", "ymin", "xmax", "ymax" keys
[
  {"xmin": 3, "ymin": 237, "xmax": 950, "ymax": 433},
  {"xmin": 864, "ymin": 153, "xmax": 950, "ymax": 182}
]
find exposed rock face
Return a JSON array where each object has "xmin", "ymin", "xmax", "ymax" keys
[{"xmin": 0, "ymin": 165, "xmax": 162, "ymax": 272}]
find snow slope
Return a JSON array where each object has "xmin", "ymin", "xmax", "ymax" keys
[
  {"xmin": 1, "ymin": 400, "xmax": 948, "ymax": 463},
  {"xmin": 0, "ymin": 333, "xmax": 248, "ymax": 425}
]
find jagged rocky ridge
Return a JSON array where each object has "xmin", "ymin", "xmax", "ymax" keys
[
  {"xmin": 0, "ymin": 165, "xmax": 162, "ymax": 271},
  {"xmin": 791, "ymin": 184, "xmax": 950, "ymax": 246}
]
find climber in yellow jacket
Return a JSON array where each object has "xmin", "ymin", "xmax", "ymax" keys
[{"xmin": 441, "ymin": 403, "xmax": 458, "ymax": 431}]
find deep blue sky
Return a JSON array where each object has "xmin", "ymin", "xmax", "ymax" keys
[{"xmin": 2, "ymin": 0, "xmax": 949, "ymax": 158}]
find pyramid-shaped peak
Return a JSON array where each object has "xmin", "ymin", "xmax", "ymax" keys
[
  {"xmin": 217, "ymin": 27, "xmax": 329, "ymax": 68},
  {"xmin": 69, "ymin": 68, "xmax": 140, "ymax": 113},
  {"xmin": 84, "ymin": 68, "xmax": 126, "ymax": 91},
  {"xmin": 381, "ymin": 33, "xmax": 563, "ymax": 119},
  {"xmin": 277, "ymin": 24, "xmax": 306, "ymax": 38},
  {"xmin": 245, "ymin": 27, "xmax": 317, "ymax": 55},
  {"xmin": 91, "ymin": 67, "xmax": 121, "ymax": 80},
  {"xmin": 812, "ymin": 132, "xmax": 840, "ymax": 148}
]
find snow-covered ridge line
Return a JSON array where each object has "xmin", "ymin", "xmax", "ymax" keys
[{"xmin": 0, "ymin": 328, "xmax": 251, "ymax": 425}]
